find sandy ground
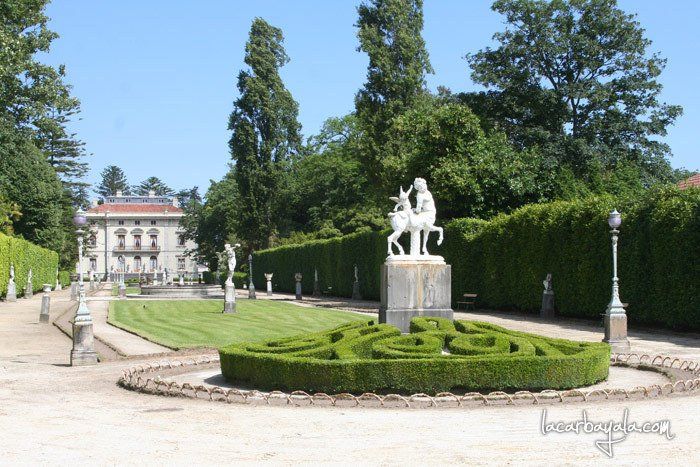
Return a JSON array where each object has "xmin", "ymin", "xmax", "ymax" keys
[{"xmin": 1, "ymin": 288, "xmax": 699, "ymax": 465}]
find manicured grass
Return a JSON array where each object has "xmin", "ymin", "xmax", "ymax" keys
[
  {"xmin": 108, "ymin": 299, "xmax": 369, "ymax": 349},
  {"xmin": 111, "ymin": 285, "xmax": 141, "ymax": 296}
]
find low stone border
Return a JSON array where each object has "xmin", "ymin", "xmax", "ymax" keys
[{"xmin": 118, "ymin": 353, "xmax": 700, "ymax": 409}]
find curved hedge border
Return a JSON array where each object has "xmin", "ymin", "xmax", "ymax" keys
[
  {"xmin": 0, "ymin": 232, "xmax": 59, "ymax": 298},
  {"xmin": 253, "ymin": 187, "xmax": 699, "ymax": 330},
  {"xmin": 219, "ymin": 318, "xmax": 610, "ymax": 394}
]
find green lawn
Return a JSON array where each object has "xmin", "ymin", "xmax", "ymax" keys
[
  {"xmin": 108, "ymin": 299, "xmax": 370, "ymax": 349},
  {"xmin": 111, "ymin": 285, "xmax": 141, "ymax": 296}
]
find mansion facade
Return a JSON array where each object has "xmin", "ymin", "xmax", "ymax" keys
[{"xmin": 84, "ymin": 191, "xmax": 199, "ymax": 279}]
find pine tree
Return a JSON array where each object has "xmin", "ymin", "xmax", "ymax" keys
[
  {"xmin": 95, "ymin": 166, "xmax": 131, "ymax": 198},
  {"xmin": 229, "ymin": 18, "xmax": 301, "ymax": 250},
  {"xmin": 134, "ymin": 176, "xmax": 173, "ymax": 196}
]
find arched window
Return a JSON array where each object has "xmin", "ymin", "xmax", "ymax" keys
[
  {"xmin": 117, "ymin": 255, "xmax": 125, "ymax": 272},
  {"xmin": 134, "ymin": 256, "xmax": 142, "ymax": 271},
  {"xmin": 149, "ymin": 256, "xmax": 157, "ymax": 271},
  {"xmin": 88, "ymin": 234, "xmax": 97, "ymax": 247}
]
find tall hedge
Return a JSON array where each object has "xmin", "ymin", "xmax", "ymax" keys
[
  {"xmin": 0, "ymin": 232, "xmax": 60, "ymax": 298},
  {"xmin": 254, "ymin": 186, "xmax": 699, "ymax": 331}
]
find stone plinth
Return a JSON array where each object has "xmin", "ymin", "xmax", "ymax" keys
[
  {"xmin": 223, "ymin": 283, "xmax": 236, "ymax": 313},
  {"xmin": 118, "ymin": 283, "xmax": 126, "ymax": 299},
  {"xmin": 604, "ymin": 313, "xmax": 630, "ymax": 353},
  {"xmin": 379, "ymin": 256, "xmax": 452, "ymax": 333},
  {"xmin": 6, "ymin": 281, "xmax": 17, "ymax": 302},
  {"xmin": 40, "ymin": 284, "xmax": 51, "ymax": 323},
  {"xmin": 70, "ymin": 281, "xmax": 78, "ymax": 301},
  {"xmin": 540, "ymin": 291, "xmax": 555, "ymax": 318},
  {"xmin": 70, "ymin": 322, "xmax": 98, "ymax": 366},
  {"xmin": 351, "ymin": 281, "xmax": 362, "ymax": 300},
  {"xmin": 25, "ymin": 281, "xmax": 33, "ymax": 299}
]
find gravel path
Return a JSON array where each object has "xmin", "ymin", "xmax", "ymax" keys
[{"xmin": 1, "ymin": 287, "xmax": 699, "ymax": 464}]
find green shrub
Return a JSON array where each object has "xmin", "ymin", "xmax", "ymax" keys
[
  {"xmin": 253, "ymin": 186, "xmax": 699, "ymax": 331},
  {"xmin": 0, "ymin": 232, "xmax": 59, "ymax": 298},
  {"xmin": 58, "ymin": 270, "xmax": 70, "ymax": 287},
  {"xmin": 219, "ymin": 318, "xmax": 609, "ymax": 394}
]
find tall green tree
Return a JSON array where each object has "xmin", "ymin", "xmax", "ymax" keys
[
  {"xmin": 95, "ymin": 165, "xmax": 131, "ymax": 198},
  {"xmin": 466, "ymin": 0, "xmax": 682, "ymax": 187},
  {"xmin": 181, "ymin": 170, "xmax": 239, "ymax": 268},
  {"xmin": 0, "ymin": 0, "xmax": 88, "ymax": 263},
  {"xmin": 229, "ymin": 18, "xmax": 301, "ymax": 250},
  {"xmin": 134, "ymin": 176, "xmax": 173, "ymax": 196},
  {"xmin": 355, "ymin": 0, "xmax": 433, "ymax": 187}
]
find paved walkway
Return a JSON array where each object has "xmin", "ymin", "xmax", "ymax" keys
[{"xmin": 1, "ymin": 289, "xmax": 699, "ymax": 464}]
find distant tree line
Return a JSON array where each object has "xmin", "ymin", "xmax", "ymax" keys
[{"xmin": 184, "ymin": 0, "xmax": 691, "ymax": 270}]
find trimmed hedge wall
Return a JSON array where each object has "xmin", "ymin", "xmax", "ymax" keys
[
  {"xmin": 0, "ymin": 232, "xmax": 60, "ymax": 298},
  {"xmin": 58, "ymin": 270, "xmax": 71, "ymax": 287},
  {"xmin": 219, "ymin": 318, "xmax": 610, "ymax": 394},
  {"xmin": 253, "ymin": 187, "xmax": 699, "ymax": 330},
  {"xmin": 203, "ymin": 270, "xmax": 247, "ymax": 288}
]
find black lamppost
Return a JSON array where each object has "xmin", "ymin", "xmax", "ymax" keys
[
  {"xmin": 603, "ymin": 209, "xmax": 630, "ymax": 352},
  {"xmin": 248, "ymin": 253, "xmax": 256, "ymax": 299}
]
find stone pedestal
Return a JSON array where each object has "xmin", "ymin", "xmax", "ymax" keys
[
  {"xmin": 55, "ymin": 280, "xmax": 62, "ymax": 291},
  {"xmin": 25, "ymin": 281, "xmax": 33, "ymax": 299},
  {"xmin": 352, "ymin": 281, "xmax": 362, "ymax": 300},
  {"xmin": 70, "ymin": 322, "xmax": 98, "ymax": 366},
  {"xmin": 6, "ymin": 280, "xmax": 17, "ymax": 302},
  {"xmin": 604, "ymin": 313, "xmax": 630, "ymax": 353},
  {"xmin": 379, "ymin": 256, "xmax": 452, "ymax": 333},
  {"xmin": 294, "ymin": 273, "xmax": 303, "ymax": 300},
  {"xmin": 223, "ymin": 283, "xmax": 236, "ymax": 313},
  {"xmin": 40, "ymin": 284, "xmax": 51, "ymax": 323},
  {"xmin": 70, "ymin": 281, "xmax": 78, "ymax": 301},
  {"xmin": 89, "ymin": 279, "xmax": 95, "ymax": 291},
  {"xmin": 118, "ymin": 283, "xmax": 126, "ymax": 299},
  {"xmin": 265, "ymin": 273, "xmax": 273, "ymax": 297},
  {"xmin": 540, "ymin": 290, "xmax": 555, "ymax": 318}
]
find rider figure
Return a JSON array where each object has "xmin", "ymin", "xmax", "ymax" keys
[{"xmin": 412, "ymin": 178, "xmax": 436, "ymax": 226}]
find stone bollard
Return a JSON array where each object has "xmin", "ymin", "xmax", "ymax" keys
[
  {"xmin": 540, "ymin": 273, "xmax": 555, "ymax": 319},
  {"xmin": 70, "ymin": 281, "xmax": 78, "ymax": 301},
  {"xmin": 40, "ymin": 284, "xmax": 51, "ymax": 323},
  {"xmin": 25, "ymin": 279, "xmax": 33, "ymax": 299},
  {"xmin": 223, "ymin": 282, "xmax": 236, "ymax": 313},
  {"xmin": 265, "ymin": 273, "xmax": 273, "ymax": 297},
  {"xmin": 294, "ymin": 273, "xmax": 303, "ymax": 300},
  {"xmin": 118, "ymin": 281, "xmax": 127, "ymax": 299}
]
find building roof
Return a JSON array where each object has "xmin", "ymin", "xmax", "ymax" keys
[
  {"xmin": 86, "ymin": 203, "xmax": 183, "ymax": 214},
  {"xmin": 678, "ymin": 173, "xmax": 700, "ymax": 190}
]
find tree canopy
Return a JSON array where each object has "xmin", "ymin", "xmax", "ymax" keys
[
  {"xmin": 466, "ymin": 0, "xmax": 682, "ymax": 187},
  {"xmin": 95, "ymin": 165, "xmax": 131, "ymax": 198},
  {"xmin": 228, "ymin": 18, "xmax": 301, "ymax": 251}
]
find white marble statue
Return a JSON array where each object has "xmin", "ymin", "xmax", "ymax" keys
[
  {"xmin": 387, "ymin": 178, "xmax": 444, "ymax": 257},
  {"xmin": 224, "ymin": 243, "xmax": 241, "ymax": 285},
  {"xmin": 27, "ymin": 268, "xmax": 33, "ymax": 283},
  {"xmin": 10, "ymin": 263, "xmax": 15, "ymax": 282}
]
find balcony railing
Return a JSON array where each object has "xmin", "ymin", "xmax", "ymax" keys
[{"xmin": 113, "ymin": 245, "xmax": 160, "ymax": 252}]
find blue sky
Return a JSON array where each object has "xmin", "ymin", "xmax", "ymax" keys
[{"xmin": 43, "ymin": 0, "xmax": 699, "ymax": 196}]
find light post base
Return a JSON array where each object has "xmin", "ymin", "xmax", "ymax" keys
[
  {"xmin": 603, "ymin": 313, "xmax": 630, "ymax": 353},
  {"xmin": 70, "ymin": 322, "xmax": 98, "ymax": 366},
  {"xmin": 248, "ymin": 285, "xmax": 256, "ymax": 300}
]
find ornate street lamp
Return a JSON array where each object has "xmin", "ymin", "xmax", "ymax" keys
[
  {"xmin": 70, "ymin": 209, "xmax": 98, "ymax": 365},
  {"xmin": 603, "ymin": 209, "xmax": 630, "ymax": 351},
  {"xmin": 248, "ymin": 253, "xmax": 256, "ymax": 299}
]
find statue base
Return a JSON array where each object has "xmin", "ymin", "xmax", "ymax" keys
[
  {"xmin": 379, "ymin": 257, "xmax": 452, "ymax": 333},
  {"xmin": 25, "ymin": 283, "xmax": 33, "ymax": 299},
  {"xmin": 223, "ymin": 283, "xmax": 236, "ymax": 313},
  {"xmin": 118, "ymin": 284, "xmax": 126, "ymax": 299},
  {"xmin": 351, "ymin": 281, "xmax": 362, "ymax": 300},
  {"xmin": 540, "ymin": 291, "xmax": 555, "ymax": 318},
  {"xmin": 6, "ymin": 282, "xmax": 17, "ymax": 302}
]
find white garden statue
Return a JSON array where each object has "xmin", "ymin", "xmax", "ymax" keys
[
  {"xmin": 224, "ymin": 243, "xmax": 241, "ymax": 285},
  {"xmin": 387, "ymin": 177, "xmax": 444, "ymax": 257}
]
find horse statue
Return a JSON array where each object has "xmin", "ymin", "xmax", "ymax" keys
[{"xmin": 387, "ymin": 178, "xmax": 443, "ymax": 257}]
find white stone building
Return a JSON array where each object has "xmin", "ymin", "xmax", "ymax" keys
[{"xmin": 84, "ymin": 191, "xmax": 199, "ymax": 280}]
